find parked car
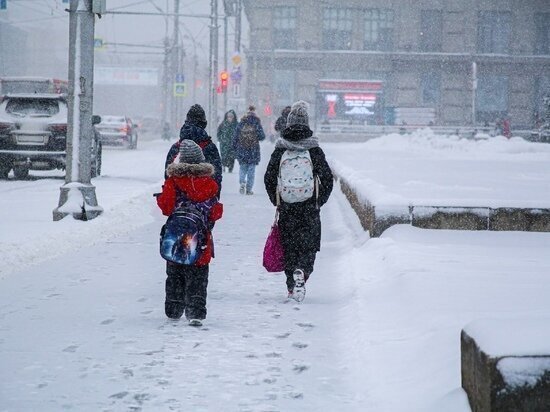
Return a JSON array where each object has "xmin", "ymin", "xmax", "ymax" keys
[
  {"xmin": 0, "ymin": 93, "xmax": 102, "ymax": 180},
  {"xmin": 95, "ymin": 115, "xmax": 138, "ymax": 149}
]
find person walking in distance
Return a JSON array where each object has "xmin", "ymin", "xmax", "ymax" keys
[
  {"xmin": 217, "ymin": 110, "xmax": 238, "ymax": 173},
  {"xmin": 157, "ymin": 140, "xmax": 223, "ymax": 326},
  {"xmin": 234, "ymin": 105, "xmax": 265, "ymax": 195},
  {"xmin": 264, "ymin": 101, "xmax": 333, "ymax": 302}
]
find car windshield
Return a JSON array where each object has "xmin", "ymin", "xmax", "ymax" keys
[
  {"xmin": 102, "ymin": 116, "xmax": 126, "ymax": 124},
  {"xmin": 5, "ymin": 98, "xmax": 60, "ymax": 117}
]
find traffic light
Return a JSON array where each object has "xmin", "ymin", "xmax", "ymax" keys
[{"xmin": 220, "ymin": 71, "xmax": 229, "ymax": 93}]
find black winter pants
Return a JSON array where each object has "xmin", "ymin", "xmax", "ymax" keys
[{"xmin": 165, "ymin": 262, "xmax": 209, "ymax": 320}]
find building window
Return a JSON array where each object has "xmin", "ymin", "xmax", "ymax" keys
[
  {"xmin": 421, "ymin": 72, "xmax": 441, "ymax": 106},
  {"xmin": 323, "ymin": 8, "xmax": 353, "ymax": 50},
  {"xmin": 477, "ymin": 11, "xmax": 511, "ymax": 54},
  {"xmin": 273, "ymin": 7, "xmax": 296, "ymax": 49},
  {"xmin": 274, "ymin": 70, "xmax": 295, "ymax": 108},
  {"xmin": 476, "ymin": 75, "xmax": 509, "ymax": 121},
  {"xmin": 364, "ymin": 9, "xmax": 394, "ymax": 51},
  {"xmin": 535, "ymin": 13, "xmax": 550, "ymax": 55},
  {"xmin": 420, "ymin": 10, "xmax": 442, "ymax": 52}
]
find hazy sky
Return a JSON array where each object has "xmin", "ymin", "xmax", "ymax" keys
[{"xmin": 0, "ymin": 0, "xmax": 243, "ymax": 67}]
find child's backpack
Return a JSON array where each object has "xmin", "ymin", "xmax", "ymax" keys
[
  {"xmin": 159, "ymin": 191, "xmax": 212, "ymax": 265},
  {"xmin": 278, "ymin": 149, "xmax": 315, "ymax": 203},
  {"xmin": 238, "ymin": 123, "xmax": 258, "ymax": 148}
]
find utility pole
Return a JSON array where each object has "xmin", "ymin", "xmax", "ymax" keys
[
  {"xmin": 223, "ymin": 13, "xmax": 228, "ymax": 114},
  {"xmin": 161, "ymin": 36, "xmax": 169, "ymax": 130},
  {"xmin": 54, "ymin": 0, "xmax": 103, "ymax": 221},
  {"xmin": 235, "ymin": 0, "xmax": 242, "ymax": 53},
  {"xmin": 209, "ymin": 0, "xmax": 219, "ymax": 136},
  {"xmin": 171, "ymin": 0, "xmax": 180, "ymax": 133},
  {"xmin": 472, "ymin": 60, "xmax": 477, "ymax": 126}
]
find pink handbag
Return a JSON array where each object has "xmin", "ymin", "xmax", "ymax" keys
[{"xmin": 263, "ymin": 209, "xmax": 284, "ymax": 273}]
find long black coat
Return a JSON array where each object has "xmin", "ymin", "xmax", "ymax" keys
[{"xmin": 264, "ymin": 139, "xmax": 333, "ymax": 253}]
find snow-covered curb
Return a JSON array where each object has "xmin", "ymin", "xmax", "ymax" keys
[{"xmin": 0, "ymin": 185, "xmax": 159, "ymax": 279}]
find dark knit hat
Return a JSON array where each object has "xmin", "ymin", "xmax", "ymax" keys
[
  {"xmin": 179, "ymin": 139, "xmax": 205, "ymax": 164},
  {"xmin": 186, "ymin": 104, "xmax": 207, "ymax": 129},
  {"xmin": 286, "ymin": 100, "xmax": 309, "ymax": 128}
]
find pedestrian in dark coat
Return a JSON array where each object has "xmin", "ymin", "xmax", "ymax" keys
[
  {"xmin": 264, "ymin": 101, "xmax": 333, "ymax": 301},
  {"xmin": 233, "ymin": 106, "xmax": 266, "ymax": 195},
  {"xmin": 157, "ymin": 140, "xmax": 224, "ymax": 325},
  {"xmin": 217, "ymin": 110, "xmax": 238, "ymax": 173},
  {"xmin": 164, "ymin": 104, "xmax": 223, "ymax": 197},
  {"xmin": 274, "ymin": 106, "xmax": 291, "ymax": 137}
]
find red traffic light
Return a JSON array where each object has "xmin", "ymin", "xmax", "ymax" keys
[{"xmin": 220, "ymin": 71, "xmax": 229, "ymax": 92}]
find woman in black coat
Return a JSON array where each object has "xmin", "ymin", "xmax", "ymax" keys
[{"xmin": 264, "ymin": 101, "xmax": 333, "ymax": 302}]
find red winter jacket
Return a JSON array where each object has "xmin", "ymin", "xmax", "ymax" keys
[{"xmin": 157, "ymin": 162, "xmax": 223, "ymax": 266}]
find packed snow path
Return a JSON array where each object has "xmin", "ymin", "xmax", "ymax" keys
[{"xmin": 0, "ymin": 143, "xmax": 355, "ymax": 411}]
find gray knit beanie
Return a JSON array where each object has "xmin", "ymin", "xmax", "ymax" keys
[
  {"xmin": 179, "ymin": 139, "xmax": 205, "ymax": 164},
  {"xmin": 286, "ymin": 100, "xmax": 310, "ymax": 128}
]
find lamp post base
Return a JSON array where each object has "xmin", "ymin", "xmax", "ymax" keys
[{"xmin": 53, "ymin": 183, "xmax": 103, "ymax": 221}]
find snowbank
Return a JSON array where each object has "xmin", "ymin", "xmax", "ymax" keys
[
  {"xmin": 0, "ymin": 141, "xmax": 169, "ymax": 279},
  {"xmin": 327, "ymin": 129, "xmax": 550, "ymax": 209}
]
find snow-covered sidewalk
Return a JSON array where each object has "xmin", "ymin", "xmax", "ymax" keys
[
  {"xmin": 2, "ymin": 139, "xmax": 550, "ymax": 411},
  {"xmin": 0, "ymin": 145, "xmax": 354, "ymax": 411}
]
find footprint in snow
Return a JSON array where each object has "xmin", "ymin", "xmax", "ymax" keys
[
  {"xmin": 292, "ymin": 342, "xmax": 309, "ymax": 349},
  {"xmin": 296, "ymin": 322, "xmax": 314, "ymax": 330},
  {"xmin": 275, "ymin": 332, "xmax": 291, "ymax": 339},
  {"xmin": 292, "ymin": 363, "xmax": 309, "ymax": 373},
  {"xmin": 100, "ymin": 319, "xmax": 115, "ymax": 325},
  {"xmin": 265, "ymin": 352, "xmax": 283, "ymax": 358},
  {"xmin": 62, "ymin": 345, "xmax": 79, "ymax": 353},
  {"xmin": 137, "ymin": 297, "xmax": 148, "ymax": 302},
  {"xmin": 109, "ymin": 391, "xmax": 129, "ymax": 399}
]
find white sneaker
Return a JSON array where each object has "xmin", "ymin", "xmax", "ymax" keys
[
  {"xmin": 239, "ymin": 184, "xmax": 245, "ymax": 194},
  {"xmin": 188, "ymin": 319, "xmax": 203, "ymax": 327},
  {"xmin": 292, "ymin": 269, "xmax": 306, "ymax": 302}
]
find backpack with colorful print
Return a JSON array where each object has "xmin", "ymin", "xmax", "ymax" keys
[{"xmin": 278, "ymin": 149, "xmax": 315, "ymax": 203}]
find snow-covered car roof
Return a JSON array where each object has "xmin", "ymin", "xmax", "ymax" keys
[{"xmin": 2, "ymin": 93, "xmax": 67, "ymax": 100}]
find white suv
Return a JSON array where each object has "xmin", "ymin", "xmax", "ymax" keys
[{"xmin": 0, "ymin": 94, "xmax": 102, "ymax": 180}]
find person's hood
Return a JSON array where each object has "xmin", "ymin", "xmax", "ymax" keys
[
  {"xmin": 276, "ymin": 135, "xmax": 319, "ymax": 151},
  {"xmin": 224, "ymin": 110, "xmax": 237, "ymax": 123},
  {"xmin": 241, "ymin": 113, "xmax": 260, "ymax": 125},
  {"xmin": 280, "ymin": 123, "xmax": 314, "ymax": 142},
  {"xmin": 166, "ymin": 162, "xmax": 214, "ymax": 178},
  {"xmin": 180, "ymin": 121, "xmax": 210, "ymax": 143}
]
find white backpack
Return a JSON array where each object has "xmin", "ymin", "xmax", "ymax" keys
[{"xmin": 278, "ymin": 149, "xmax": 316, "ymax": 203}]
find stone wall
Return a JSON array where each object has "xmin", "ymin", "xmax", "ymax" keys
[
  {"xmin": 461, "ymin": 330, "xmax": 550, "ymax": 412},
  {"xmin": 337, "ymin": 176, "xmax": 550, "ymax": 237}
]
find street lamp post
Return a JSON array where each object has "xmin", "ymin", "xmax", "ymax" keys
[{"xmin": 53, "ymin": 0, "xmax": 102, "ymax": 221}]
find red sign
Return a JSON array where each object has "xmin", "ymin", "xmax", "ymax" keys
[{"xmin": 319, "ymin": 80, "xmax": 383, "ymax": 92}]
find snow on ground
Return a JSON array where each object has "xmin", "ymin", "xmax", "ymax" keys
[
  {"xmin": 0, "ymin": 142, "xmax": 355, "ymax": 411},
  {"xmin": 0, "ymin": 141, "xmax": 170, "ymax": 279},
  {"xmin": 2, "ymin": 136, "xmax": 550, "ymax": 411},
  {"xmin": 327, "ymin": 129, "xmax": 550, "ymax": 209}
]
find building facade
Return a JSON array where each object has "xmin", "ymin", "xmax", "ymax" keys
[{"xmin": 243, "ymin": 0, "xmax": 550, "ymax": 129}]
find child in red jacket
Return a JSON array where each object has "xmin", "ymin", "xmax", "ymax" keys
[{"xmin": 157, "ymin": 140, "xmax": 223, "ymax": 326}]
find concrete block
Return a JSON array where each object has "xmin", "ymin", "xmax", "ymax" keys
[
  {"xmin": 490, "ymin": 208, "xmax": 530, "ymax": 231},
  {"xmin": 413, "ymin": 207, "xmax": 488, "ymax": 231},
  {"xmin": 461, "ymin": 326, "xmax": 550, "ymax": 412}
]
